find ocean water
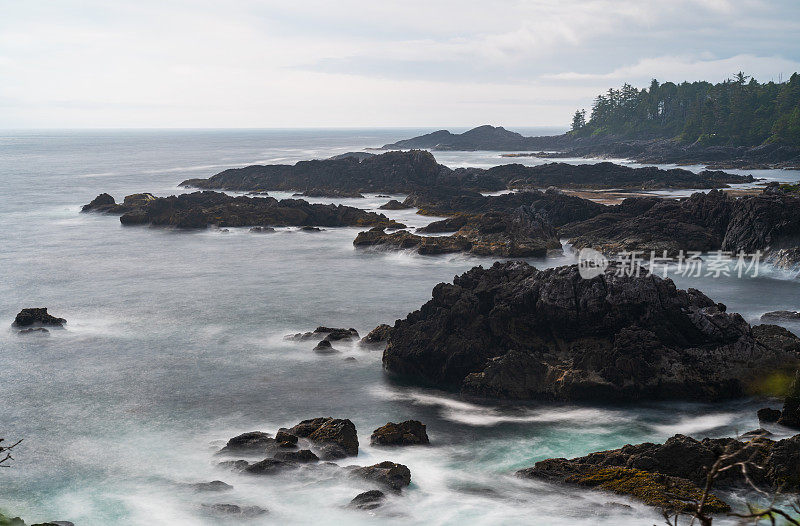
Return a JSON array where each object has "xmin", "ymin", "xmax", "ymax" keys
[{"xmin": 1, "ymin": 129, "xmax": 799, "ymax": 525}]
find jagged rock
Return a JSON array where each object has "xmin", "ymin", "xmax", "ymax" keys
[
  {"xmin": 361, "ymin": 324, "xmax": 392, "ymax": 346},
  {"xmin": 81, "ymin": 191, "xmax": 404, "ymax": 230},
  {"xmin": 275, "ymin": 430, "xmax": 298, "ymax": 445},
  {"xmin": 81, "ymin": 192, "xmax": 115, "ymax": 211},
  {"xmin": 273, "ymin": 449, "xmax": 319, "ymax": 463},
  {"xmin": 13, "ymin": 308, "xmax": 66, "ymax": 328},
  {"xmin": 762, "ymin": 310, "xmax": 800, "ymax": 321},
  {"xmin": 778, "ymin": 371, "xmax": 800, "ymax": 429},
  {"xmin": 322, "ymin": 328, "xmax": 360, "ymax": 342},
  {"xmin": 379, "ymin": 199, "xmax": 412, "ymax": 210},
  {"xmin": 370, "ymin": 421, "xmax": 429, "ymax": 446},
  {"xmin": 741, "ymin": 428, "xmax": 773, "ymax": 439},
  {"xmin": 219, "ymin": 431, "xmax": 275, "ymax": 454},
  {"xmin": 383, "ymin": 261, "xmax": 800, "ymax": 401},
  {"xmin": 201, "ymin": 504, "xmax": 268, "ymax": 518},
  {"xmin": 347, "ymin": 490, "xmax": 386, "ymax": 510},
  {"xmin": 189, "ymin": 480, "xmax": 233, "ymax": 492},
  {"xmin": 356, "ymin": 208, "xmax": 561, "ymax": 257},
  {"xmin": 287, "ymin": 417, "xmax": 359, "ymax": 458},
  {"xmin": 349, "ymin": 461, "xmax": 411, "ymax": 491},
  {"xmin": 757, "ymin": 407, "xmax": 782, "ymax": 423}
]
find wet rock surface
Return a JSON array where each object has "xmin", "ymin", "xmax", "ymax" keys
[
  {"xmin": 348, "ymin": 461, "xmax": 412, "ymax": 491},
  {"xmin": 370, "ymin": 421, "xmax": 429, "ymax": 446},
  {"xmin": 383, "ymin": 261, "xmax": 800, "ymax": 401},
  {"xmin": 13, "ymin": 308, "xmax": 66, "ymax": 328},
  {"xmin": 347, "ymin": 490, "xmax": 386, "ymax": 510}
]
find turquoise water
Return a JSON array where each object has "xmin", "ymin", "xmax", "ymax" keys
[{"xmin": 1, "ymin": 129, "xmax": 798, "ymax": 525}]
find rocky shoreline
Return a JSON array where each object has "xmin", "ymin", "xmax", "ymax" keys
[{"xmin": 382, "ymin": 125, "xmax": 800, "ymax": 169}]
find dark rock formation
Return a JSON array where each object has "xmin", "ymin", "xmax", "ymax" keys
[
  {"xmin": 13, "ymin": 308, "xmax": 66, "ymax": 328},
  {"xmin": 313, "ymin": 340, "xmax": 339, "ymax": 354},
  {"xmin": 370, "ymin": 421, "xmax": 429, "ymax": 446},
  {"xmin": 361, "ymin": 324, "xmax": 392, "ymax": 346},
  {"xmin": 218, "ymin": 431, "xmax": 274, "ymax": 454},
  {"xmin": 81, "ymin": 192, "xmax": 115, "ymax": 211},
  {"xmin": 17, "ymin": 328, "xmax": 50, "ymax": 335},
  {"xmin": 287, "ymin": 417, "xmax": 359, "ymax": 458},
  {"xmin": 563, "ymin": 187, "xmax": 800, "ymax": 265},
  {"xmin": 347, "ymin": 490, "xmax": 386, "ymax": 510},
  {"xmin": 285, "ymin": 326, "xmax": 357, "ymax": 342},
  {"xmin": 355, "ymin": 208, "xmax": 561, "ymax": 257},
  {"xmin": 518, "ymin": 432, "xmax": 800, "ymax": 512},
  {"xmin": 180, "ymin": 150, "xmax": 503, "ymax": 194},
  {"xmin": 273, "ymin": 449, "xmax": 319, "ymax": 463},
  {"xmin": 379, "ymin": 199, "xmax": 412, "ymax": 210},
  {"xmin": 762, "ymin": 310, "xmax": 800, "ymax": 321},
  {"xmin": 349, "ymin": 461, "xmax": 411, "ymax": 491},
  {"xmin": 405, "ymin": 188, "xmax": 606, "ymax": 227},
  {"xmin": 244, "ymin": 458, "xmax": 291, "ymax": 475},
  {"xmin": 778, "ymin": 370, "xmax": 800, "ymax": 429},
  {"xmin": 299, "ymin": 189, "xmax": 364, "ymax": 198},
  {"xmin": 382, "ymin": 261, "xmax": 800, "ymax": 401},
  {"xmin": 82, "ymin": 191, "xmax": 404, "ymax": 230},
  {"xmin": 275, "ymin": 430, "xmax": 298, "ymax": 445},
  {"xmin": 757, "ymin": 407, "xmax": 782, "ymax": 423},
  {"xmin": 249, "ymin": 226, "xmax": 276, "ymax": 233},
  {"xmin": 201, "ymin": 504, "xmax": 268, "ymax": 518}
]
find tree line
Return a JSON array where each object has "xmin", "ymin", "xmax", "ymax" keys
[{"xmin": 570, "ymin": 72, "xmax": 800, "ymax": 147}]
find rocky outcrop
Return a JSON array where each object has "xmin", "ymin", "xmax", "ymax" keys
[
  {"xmin": 564, "ymin": 186, "xmax": 800, "ymax": 262},
  {"xmin": 762, "ymin": 310, "xmax": 800, "ymax": 321},
  {"xmin": 201, "ymin": 503, "xmax": 268, "ymax": 518},
  {"xmin": 382, "ymin": 126, "xmax": 800, "ymax": 168},
  {"xmin": 348, "ymin": 461, "xmax": 412, "ymax": 491},
  {"xmin": 757, "ymin": 407, "xmax": 782, "ymax": 423},
  {"xmin": 355, "ymin": 208, "xmax": 561, "ymax": 258},
  {"xmin": 287, "ymin": 417, "xmax": 359, "ymax": 459},
  {"xmin": 188, "ymin": 480, "xmax": 233, "ymax": 492},
  {"xmin": 180, "ymin": 150, "xmax": 504, "ymax": 194},
  {"xmin": 82, "ymin": 191, "xmax": 404, "ymax": 230},
  {"xmin": 219, "ymin": 431, "xmax": 275, "ymax": 454},
  {"xmin": 382, "ymin": 261, "xmax": 800, "ymax": 401},
  {"xmin": 370, "ymin": 421, "xmax": 429, "ymax": 446},
  {"xmin": 13, "ymin": 308, "xmax": 66, "ymax": 328},
  {"xmin": 519, "ymin": 432, "xmax": 800, "ymax": 512}
]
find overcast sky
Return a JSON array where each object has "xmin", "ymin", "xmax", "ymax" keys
[{"xmin": 1, "ymin": 0, "xmax": 799, "ymax": 128}]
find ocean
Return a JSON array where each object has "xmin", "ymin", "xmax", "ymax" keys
[{"xmin": 1, "ymin": 128, "xmax": 799, "ymax": 525}]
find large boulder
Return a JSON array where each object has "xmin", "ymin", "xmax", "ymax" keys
[
  {"xmin": 370, "ymin": 421, "xmax": 429, "ymax": 446},
  {"xmin": 218, "ymin": 431, "xmax": 275, "ymax": 454},
  {"xmin": 287, "ymin": 417, "xmax": 359, "ymax": 458},
  {"xmin": 13, "ymin": 308, "xmax": 66, "ymax": 328},
  {"xmin": 383, "ymin": 261, "xmax": 800, "ymax": 401}
]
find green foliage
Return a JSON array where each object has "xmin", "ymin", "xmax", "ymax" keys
[
  {"xmin": 574, "ymin": 72, "xmax": 800, "ymax": 147},
  {"xmin": 0, "ymin": 513, "xmax": 25, "ymax": 526}
]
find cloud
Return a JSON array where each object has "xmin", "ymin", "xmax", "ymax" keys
[{"xmin": 0, "ymin": 0, "xmax": 798, "ymax": 127}]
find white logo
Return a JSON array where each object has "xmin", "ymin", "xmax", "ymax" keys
[{"xmin": 578, "ymin": 248, "xmax": 609, "ymax": 279}]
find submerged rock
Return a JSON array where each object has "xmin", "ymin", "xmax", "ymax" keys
[
  {"xmin": 201, "ymin": 503, "xmax": 268, "ymax": 518},
  {"xmin": 379, "ymin": 199, "xmax": 412, "ymax": 210},
  {"xmin": 249, "ymin": 226, "xmax": 276, "ymax": 233},
  {"xmin": 17, "ymin": 327, "xmax": 50, "ymax": 335},
  {"xmin": 370, "ymin": 421, "xmax": 429, "ymax": 446},
  {"xmin": 273, "ymin": 449, "xmax": 319, "ymax": 463},
  {"xmin": 347, "ymin": 490, "xmax": 386, "ymax": 510},
  {"xmin": 313, "ymin": 340, "xmax": 339, "ymax": 354},
  {"xmin": 188, "ymin": 480, "xmax": 233, "ymax": 492},
  {"xmin": 13, "ymin": 308, "xmax": 66, "ymax": 328},
  {"xmin": 383, "ymin": 261, "xmax": 800, "ymax": 401}
]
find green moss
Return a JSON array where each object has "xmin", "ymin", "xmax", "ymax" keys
[
  {"xmin": 0, "ymin": 513, "xmax": 26, "ymax": 526},
  {"xmin": 567, "ymin": 467, "xmax": 730, "ymax": 513}
]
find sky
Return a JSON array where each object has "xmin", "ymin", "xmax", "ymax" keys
[{"xmin": 1, "ymin": 0, "xmax": 799, "ymax": 128}]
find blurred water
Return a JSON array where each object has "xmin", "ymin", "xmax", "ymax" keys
[{"xmin": 0, "ymin": 129, "xmax": 798, "ymax": 525}]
